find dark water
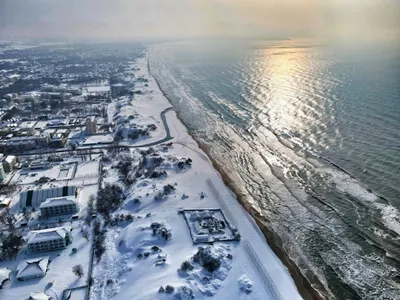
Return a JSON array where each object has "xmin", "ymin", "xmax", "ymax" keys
[{"xmin": 149, "ymin": 40, "xmax": 400, "ymax": 299}]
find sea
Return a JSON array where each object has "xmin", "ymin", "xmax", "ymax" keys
[{"xmin": 149, "ymin": 39, "xmax": 400, "ymax": 300}]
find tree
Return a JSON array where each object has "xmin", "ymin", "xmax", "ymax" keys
[
  {"xmin": 0, "ymin": 233, "xmax": 24, "ymax": 260},
  {"xmin": 72, "ymin": 264, "xmax": 84, "ymax": 278},
  {"xmin": 81, "ymin": 228, "xmax": 90, "ymax": 241}
]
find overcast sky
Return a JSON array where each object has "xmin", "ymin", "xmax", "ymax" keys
[{"xmin": 0, "ymin": 0, "xmax": 399, "ymax": 42}]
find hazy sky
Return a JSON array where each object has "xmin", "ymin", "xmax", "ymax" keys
[{"xmin": 0, "ymin": 0, "xmax": 399, "ymax": 42}]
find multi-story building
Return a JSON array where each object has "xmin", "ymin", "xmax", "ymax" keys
[
  {"xmin": 85, "ymin": 116, "xmax": 97, "ymax": 134},
  {"xmin": 26, "ymin": 226, "xmax": 72, "ymax": 253},
  {"xmin": 39, "ymin": 196, "xmax": 78, "ymax": 217},
  {"xmin": 0, "ymin": 164, "xmax": 5, "ymax": 183},
  {"xmin": 2, "ymin": 155, "xmax": 16, "ymax": 173}
]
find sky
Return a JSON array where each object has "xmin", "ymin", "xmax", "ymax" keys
[{"xmin": 0, "ymin": 0, "xmax": 399, "ymax": 42}]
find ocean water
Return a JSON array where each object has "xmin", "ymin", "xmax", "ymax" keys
[{"xmin": 149, "ymin": 40, "xmax": 400, "ymax": 299}]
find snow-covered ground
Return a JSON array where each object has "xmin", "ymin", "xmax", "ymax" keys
[
  {"xmin": 0, "ymin": 220, "xmax": 92, "ymax": 299},
  {"xmin": 90, "ymin": 56, "xmax": 302, "ymax": 300}
]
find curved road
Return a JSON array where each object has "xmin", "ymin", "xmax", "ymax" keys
[{"xmin": 19, "ymin": 107, "xmax": 175, "ymax": 157}]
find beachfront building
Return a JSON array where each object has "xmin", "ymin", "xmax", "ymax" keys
[
  {"xmin": 39, "ymin": 196, "xmax": 78, "ymax": 217},
  {"xmin": 26, "ymin": 226, "xmax": 72, "ymax": 253},
  {"xmin": 16, "ymin": 257, "xmax": 49, "ymax": 281}
]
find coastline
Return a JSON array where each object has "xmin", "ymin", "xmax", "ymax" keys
[
  {"xmin": 147, "ymin": 54, "xmax": 325, "ymax": 300},
  {"xmin": 190, "ymin": 134, "xmax": 326, "ymax": 300}
]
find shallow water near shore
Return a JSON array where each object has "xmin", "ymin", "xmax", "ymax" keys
[{"xmin": 149, "ymin": 40, "xmax": 400, "ymax": 299}]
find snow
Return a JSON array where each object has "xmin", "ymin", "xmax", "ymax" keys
[
  {"xmin": 16, "ymin": 256, "xmax": 49, "ymax": 279},
  {"xmin": 89, "ymin": 55, "xmax": 302, "ymax": 300},
  {"xmin": 27, "ymin": 226, "xmax": 70, "ymax": 244},
  {"xmin": 39, "ymin": 196, "xmax": 76, "ymax": 209},
  {"xmin": 0, "ymin": 267, "xmax": 11, "ymax": 285},
  {"xmin": 81, "ymin": 134, "xmax": 113, "ymax": 146},
  {"xmin": 0, "ymin": 222, "xmax": 92, "ymax": 299},
  {"xmin": 238, "ymin": 275, "xmax": 253, "ymax": 294}
]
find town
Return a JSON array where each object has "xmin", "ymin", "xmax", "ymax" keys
[{"xmin": 0, "ymin": 41, "xmax": 301, "ymax": 300}]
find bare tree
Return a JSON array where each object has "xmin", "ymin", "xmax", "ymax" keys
[
  {"xmin": 81, "ymin": 228, "xmax": 90, "ymax": 241},
  {"xmin": 72, "ymin": 264, "xmax": 84, "ymax": 278}
]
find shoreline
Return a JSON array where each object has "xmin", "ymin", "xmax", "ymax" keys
[
  {"xmin": 192, "ymin": 136, "xmax": 326, "ymax": 300},
  {"xmin": 147, "ymin": 54, "xmax": 325, "ymax": 300}
]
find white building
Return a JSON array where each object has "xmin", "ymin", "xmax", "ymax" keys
[
  {"xmin": 16, "ymin": 256, "xmax": 49, "ymax": 281},
  {"xmin": 27, "ymin": 226, "xmax": 72, "ymax": 253},
  {"xmin": 19, "ymin": 185, "xmax": 77, "ymax": 208},
  {"xmin": 3, "ymin": 155, "xmax": 16, "ymax": 172},
  {"xmin": 40, "ymin": 196, "xmax": 78, "ymax": 217}
]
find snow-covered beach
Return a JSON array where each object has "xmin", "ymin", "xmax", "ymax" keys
[{"xmin": 89, "ymin": 54, "xmax": 304, "ymax": 300}]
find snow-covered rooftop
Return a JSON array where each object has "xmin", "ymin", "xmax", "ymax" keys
[
  {"xmin": 27, "ymin": 226, "xmax": 71, "ymax": 244},
  {"xmin": 28, "ymin": 292, "xmax": 50, "ymax": 300},
  {"xmin": 0, "ymin": 267, "xmax": 11, "ymax": 285},
  {"xmin": 39, "ymin": 196, "xmax": 76, "ymax": 209},
  {"xmin": 4, "ymin": 155, "xmax": 16, "ymax": 164},
  {"xmin": 86, "ymin": 86, "xmax": 110, "ymax": 93},
  {"xmin": 16, "ymin": 257, "xmax": 49, "ymax": 279}
]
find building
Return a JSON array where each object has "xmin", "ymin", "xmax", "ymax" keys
[
  {"xmin": 85, "ymin": 116, "xmax": 97, "ymax": 134},
  {"xmin": 0, "ymin": 195, "xmax": 11, "ymax": 208},
  {"xmin": 0, "ymin": 267, "xmax": 11, "ymax": 289},
  {"xmin": 0, "ymin": 163, "xmax": 5, "ymax": 183},
  {"xmin": 27, "ymin": 160, "xmax": 51, "ymax": 170},
  {"xmin": 26, "ymin": 226, "xmax": 72, "ymax": 253},
  {"xmin": 16, "ymin": 256, "xmax": 49, "ymax": 281},
  {"xmin": 0, "ymin": 134, "xmax": 50, "ymax": 152},
  {"xmin": 19, "ymin": 186, "xmax": 77, "ymax": 208},
  {"xmin": 2, "ymin": 155, "xmax": 16, "ymax": 172},
  {"xmin": 50, "ymin": 133, "xmax": 66, "ymax": 148},
  {"xmin": 40, "ymin": 196, "xmax": 78, "ymax": 217},
  {"xmin": 18, "ymin": 120, "xmax": 38, "ymax": 135}
]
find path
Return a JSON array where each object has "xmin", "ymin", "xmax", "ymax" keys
[{"xmin": 206, "ymin": 177, "xmax": 284, "ymax": 300}]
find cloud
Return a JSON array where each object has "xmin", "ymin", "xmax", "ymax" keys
[{"xmin": 0, "ymin": 0, "xmax": 398, "ymax": 42}]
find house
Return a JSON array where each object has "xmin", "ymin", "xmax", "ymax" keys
[
  {"xmin": 40, "ymin": 196, "xmax": 78, "ymax": 217},
  {"xmin": 3, "ymin": 155, "xmax": 16, "ymax": 172},
  {"xmin": 26, "ymin": 226, "xmax": 72, "ymax": 253},
  {"xmin": 0, "ymin": 267, "xmax": 11, "ymax": 289},
  {"xmin": 16, "ymin": 256, "xmax": 49, "ymax": 281}
]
